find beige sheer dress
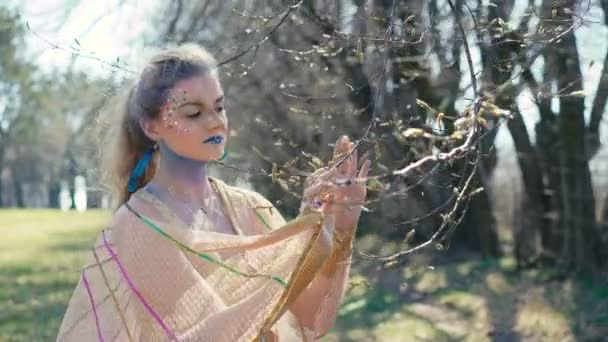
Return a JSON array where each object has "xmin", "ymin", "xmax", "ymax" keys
[{"xmin": 56, "ymin": 177, "xmax": 348, "ymax": 341}]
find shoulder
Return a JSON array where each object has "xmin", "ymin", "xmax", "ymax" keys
[
  {"xmin": 108, "ymin": 192, "xmax": 162, "ymax": 236},
  {"xmin": 110, "ymin": 203, "xmax": 136, "ymax": 228}
]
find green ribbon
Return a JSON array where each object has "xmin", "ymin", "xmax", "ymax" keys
[{"xmin": 125, "ymin": 203, "xmax": 287, "ymax": 287}]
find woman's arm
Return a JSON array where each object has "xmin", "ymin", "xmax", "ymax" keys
[
  {"xmin": 288, "ymin": 227, "xmax": 355, "ymax": 335},
  {"xmin": 289, "ymin": 135, "xmax": 370, "ymax": 336}
]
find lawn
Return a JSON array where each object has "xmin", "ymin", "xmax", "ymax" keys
[
  {"xmin": 1, "ymin": 210, "xmax": 606, "ymax": 341},
  {"xmin": 0, "ymin": 210, "xmax": 110, "ymax": 341}
]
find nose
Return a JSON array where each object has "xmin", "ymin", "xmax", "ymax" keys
[{"xmin": 203, "ymin": 109, "xmax": 227, "ymax": 131}]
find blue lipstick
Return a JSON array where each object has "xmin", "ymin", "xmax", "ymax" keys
[{"xmin": 203, "ymin": 136, "xmax": 223, "ymax": 144}]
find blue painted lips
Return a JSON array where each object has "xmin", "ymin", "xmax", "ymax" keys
[{"xmin": 203, "ymin": 136, "xmax": 223, "ymax": 144}]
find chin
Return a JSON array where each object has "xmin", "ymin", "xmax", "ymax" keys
[{"xmin": 201, "ymin": 150, "xmax": 224, "ymax": 161}]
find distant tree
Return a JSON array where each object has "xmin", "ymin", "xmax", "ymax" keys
[
  {"xmin": 0, "ymin": 7, "xmax": 36, "ymax": 206},
  {"xmin": 0, "ymin": 6, "xmax": 109, "ymax": 208}
]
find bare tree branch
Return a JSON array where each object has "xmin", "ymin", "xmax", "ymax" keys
[{"xmin": 218, "ymin": 1, "xmax": 303, "ymax": 67}]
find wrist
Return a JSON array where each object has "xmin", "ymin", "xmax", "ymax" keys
[
  {"xmin": 335, "ymin": 220, "xmax": 358, "ymax": 240},
  {"xmin": 334, "ymin": 228, "xmax": 355, "ymax": 250},
  {"xmin": 320, "ymin": 229, "xmax": 354, "ymax": 277}
]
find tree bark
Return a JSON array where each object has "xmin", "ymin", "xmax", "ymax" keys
[
  {"xmin": 542, "ymin": 1, "xmax": 606, "ymax": 271},
  {"xmin": 507, "ymin": 108, "xmax": 544, "ymax": 266}
]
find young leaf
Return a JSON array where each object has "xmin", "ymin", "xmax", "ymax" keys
[{"xmin": 567, "ymin": 90, "xmax": 585, "ymax": 98}]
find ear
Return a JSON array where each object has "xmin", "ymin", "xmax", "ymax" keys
[{"xmin": 139, "ymin": 117, "xmax": 162, "ymax": 141}]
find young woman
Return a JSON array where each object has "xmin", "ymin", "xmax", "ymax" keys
[{"xmin": 57, "ymin": 44, "xmax": 370, "ymax": 342}]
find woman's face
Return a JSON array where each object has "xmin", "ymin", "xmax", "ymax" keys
[{"xmin": 150, "ymin": 74, "xmax": 228, "ymax": 161}]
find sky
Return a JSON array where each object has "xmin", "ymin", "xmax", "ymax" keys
[{"xmin": 16, "ymin": 0, "xmax": 160, "ymax": 77}]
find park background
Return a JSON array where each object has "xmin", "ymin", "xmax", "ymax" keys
[{"xmin": 1, "ymin": 0, "xmax": 608, "ymax": 341}]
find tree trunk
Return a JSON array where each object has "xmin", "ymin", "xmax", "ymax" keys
[
  {"xmin": 601, "ymin": 194, "xmax": 608, "ymax": 234},
  {"xmin": 452, "ymin": 0, "xmax": 518, "ymax": 258},
  {"xmin": 14, "ymin": 179, "xmax": 24, "ymax": 208},
  {"xmin": 543, "ymin": 1, "xmax": 606, "ymax": 271},
  {"xmin": 458, "ymin": 170, "xmax": 502, "ymax": 257},
  {"xmin": 48, "ymin": 181, "xmax": 60, "ymax": 208},
  {"xmin": 508, "ymin": 108, "xmax": 544, "ymax": 267}
]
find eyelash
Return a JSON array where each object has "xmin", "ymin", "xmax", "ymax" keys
[{"xmin": 187, "ymin": 106, "xmax": 224, "ymax": 119}]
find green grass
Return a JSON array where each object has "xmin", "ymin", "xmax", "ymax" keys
[
  {"xmin": 0, "ymin": 210, "xmax": 110, "ymax": 342},
  {"xmin": 1, "ymin": 210, "xmax": 607, "ymax": 341}
]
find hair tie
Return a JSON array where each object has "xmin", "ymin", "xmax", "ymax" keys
[{"xmin": 128, "ymin": 146, "xmax": 157, "ymax": 193}]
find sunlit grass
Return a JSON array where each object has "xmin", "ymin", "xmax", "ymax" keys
[{"xmin": 0, "ymin": 210, "xmax": 606, "ymax": 341}]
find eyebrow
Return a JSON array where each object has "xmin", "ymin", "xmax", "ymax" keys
[{"xmin": 178, "ymin": 95, "xmax": 225, "ymax": 108}]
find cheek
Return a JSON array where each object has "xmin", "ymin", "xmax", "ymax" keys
[
  {"xmin": 160, "ymin": 116, "xmax": 191, "ymax": 136},
  {"xmin": 160, "ymin": 109, "xmax": 188, "ymax": 134},
  {"xmin": 171, "ymin": 121, "xmax": 193, "ymax": 135},
  {"xmin": 160, "ymin": 110, "xmax": 177, "ymax": 128}
]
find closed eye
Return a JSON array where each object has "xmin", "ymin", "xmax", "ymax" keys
[{"xmin": 187, "ymin": 112, "xmax": 201, "ymax": 118}]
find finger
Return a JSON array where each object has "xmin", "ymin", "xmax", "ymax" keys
[
  {"xmin": 339, "ymin": 142, "xmax": 353, "ymax": 175},
  {"xmin": 309, "ymin": 164, "xmax": 340, "ymax": 183},
  {"xmin": 358, "ymin": 159, "xmax": 371, "ymax": 180},
  {"xmin": 331, "ymin": 136, "xmax": 344, "ymax": 159},
  {"xmin": 332, "ymin": 135, "xmax": 350, "ymax": 164},
  {"xmin": 359, "ymin": 151, "xmax": 371, "ymax": 166},
  {"xmin": 321, "ymin": 193, "xmax": 336, "ymax": 215},
  {"xmin": 307, "ymin": 167, "xmax": 341, "ymax": 191},
  {"xmin": 320, "ymin": 165, "xmax": 341, "ymax": 181},
  {"xmin": 349, "ymin": 145, "xmax": 358, "ymax": 176},
  {"xmin": 303, "ymin": 180, "xmax": 338, "ymax": 199},
  {"xmin": 304, "ymin": 167, "xmax": 327, "ymax": 187}
]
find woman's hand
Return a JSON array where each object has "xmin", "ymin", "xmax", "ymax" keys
[{"xmin": 300, "ymin": 135, "xmax": 371, "ymax": 237}]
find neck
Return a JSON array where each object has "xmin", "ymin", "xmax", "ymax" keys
[{"xmin": 147, "ymin": 141, "xmax": 213, "ymax": 200}]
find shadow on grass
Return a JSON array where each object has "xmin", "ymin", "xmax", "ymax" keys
[
  {"xmin": 443, "ymin": 258, "xmax": 522, "ymax": 342},
  {"xmin": 332, "ymin": 240, "xmax": 608, "ymax": 342},
  {"xmin": 546, "ymin": 271, "xmax": 608, "ymax": 341},
  {"xmin": 332, "ymin": 281, "xmax": 469, "ymax": 342},
  {"xmin": 0, "ymin": 231, "xmax": 98, "ymax": 341},
  {"xmin": 0, "ymin": 264, "xmax": 79, "ymax": 341}
]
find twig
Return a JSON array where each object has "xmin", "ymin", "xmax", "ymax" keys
[
  {"xmin": 218, "ymin": 1, "xmax": 303, "ymax": 67},
  {"xmin": 393, "ymin": 125, "xmax": 476, "ymax": 176},
  {"xmin": 359, "ymin": 150, "xmax": 479, "ymax": 263},
  {"xmin": 25, "ymin": 22, "xmax": 136, "ymax": 74},
  {"xmin": 447, "ymin": 0, "xmax": 477, "ymax": 98},
  {"xmin": 323, "ymin": 0, "xmax": 399, "ymax": 175},
  {"xmin": 355, "ymin": 0, "xmax": 484, "ymax": 264}
]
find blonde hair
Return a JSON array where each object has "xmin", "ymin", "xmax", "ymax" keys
[{"xmin": 98, "ymin": 44, "xmax": 218, "ymax": 209}]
